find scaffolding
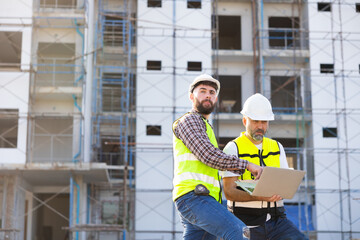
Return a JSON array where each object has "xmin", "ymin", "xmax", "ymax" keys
[
  {"xmin": 91, "ymin": 0, "xmax": 135, "ymax": 237},
  {"xmin": 0, "ymin": 0, "xmax": 134, "ymax": 239},
  {"xmin": 250, "ymin": 1, "xmax": 360, "ymax": 240},
  {"xmin": 0, "ymin": 0, "xmax": 359, "ymax": 239}
]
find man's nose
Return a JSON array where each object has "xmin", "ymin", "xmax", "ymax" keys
[{"xmin": 257, "ymin": 122, "xmax": 266, "ymax": 129}]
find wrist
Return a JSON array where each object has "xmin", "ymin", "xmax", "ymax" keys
[{"xmin": 245, "ymin": 161, "xmax": 250, "ymax": 170}]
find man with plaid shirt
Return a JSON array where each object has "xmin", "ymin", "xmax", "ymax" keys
[{"xmin": 172, "ymin": 74, "xmax": 263, "ymax": 240}]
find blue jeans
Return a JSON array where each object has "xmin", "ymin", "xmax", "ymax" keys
[
  {"xmin": 175, "ymin": 191, "xmax": 245, "ymax": 240},
  {"xmin": 250, "ymin": 216, "xmax": 307, "ymax": 240}
]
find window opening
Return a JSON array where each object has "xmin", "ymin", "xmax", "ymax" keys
[
  {"xmin": 147, "ymin": 60, "xmax": 161, "ymax": 71},
  {"xmin": 146, "ymin": 125, "xmax": 161, "ymax": 136},
  {"xmin": 187, "ymin": 61, "xmax": 202, "ymax": 71}
]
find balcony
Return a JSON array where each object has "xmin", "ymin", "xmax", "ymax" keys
[
  {"xmin": 34, "ymin": 57, "xmax": 83, "ymax": 96},
  {"xmin": 31, "ymin": 117, "xmax": 75, "ymax": 163}
]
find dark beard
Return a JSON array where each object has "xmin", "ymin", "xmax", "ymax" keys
[{"xmin": 196, "ymin": 99, "xmax": 215, "ymax": 115}]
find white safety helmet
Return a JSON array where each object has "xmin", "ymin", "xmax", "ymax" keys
[
  {"xmin": 189, "ymin": 74, "xmax": 220, "ymax": 96},
  {"xmin": 241, "ymin": 93, "xmax": 274, "ymax": 121}
]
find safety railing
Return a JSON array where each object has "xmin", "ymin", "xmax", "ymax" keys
[
  {"xmin": 102, "ymin": 84, "xmax": 123, "ymax": 112},
  {"xmin": 34, "ymin": 57, "xmax": 82, "ymax": 87},
  {"xmin": 97, "ymin": 152, "xmax": 133, "ymax": 179},
  {"xmin": 263, "ymin": 90, "xmax": 312, "ymax": 115},
  {"xmin": 101, "ymin": 17, "xmax": 132, "ymax": 49},
  {"xmin": 259, "ymin": 28, "xmax": 308, "ymax": 50},
  {"xmin": 37, "ymin": 0, "xmax": 78, "ymax": 9},
  {"xmin": 32, "ymin": 134, "xmax": 73, "ymax": 163}
]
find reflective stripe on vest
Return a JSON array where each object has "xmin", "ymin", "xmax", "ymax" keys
[
  {"xmin": 174, "ymin": 153, "xmax": 198, "ymax": 164},
  {"xmin": 233, "ymin": 133, "xmax": 283, "ymax": 209},
  {"xmin": 227, "ymin": 199, "xmax": 284, "ymax": 208},
  {"xmin": 172, "ymin": 112, "xmax": 221, "ymax": 202},
  {"xmin": 173, "ymin": 172, "xmax": 220, "ymax": 188}
]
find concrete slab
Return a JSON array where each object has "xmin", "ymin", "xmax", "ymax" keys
[{"xmin": 0, "ymin": 163, "xmax": 111, "ymax": 186}]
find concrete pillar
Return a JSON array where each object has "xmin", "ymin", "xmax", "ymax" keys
[{"xmin": 3, "ymin": 175, "xmax": 18, "ymax": 240}]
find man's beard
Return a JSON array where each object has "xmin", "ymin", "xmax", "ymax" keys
[
  {"xmin": 250, "ymin": 129, "xmax": 266, "ymax": 142},
  {"xmin": 196, "ymin": 99, "xmax": 215, "ymax": 115}
]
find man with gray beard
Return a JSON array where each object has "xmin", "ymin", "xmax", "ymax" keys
[{"xmin": 221, "ymin": 93, "xmax": 306, "ymax": 240}]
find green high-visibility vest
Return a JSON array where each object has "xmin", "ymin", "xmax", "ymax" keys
[{"xmin": 172, "ymin": 113, "xmax": 221, "ymax": 202}]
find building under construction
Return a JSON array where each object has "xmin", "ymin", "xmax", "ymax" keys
[{"xmin": 0, "ymin": 0, "xmax": 359, "ymax": 239}]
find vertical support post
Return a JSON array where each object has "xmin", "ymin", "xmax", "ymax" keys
[
  {"xmin": 257, "ymin": 0, "xmax": 266, "ymax": 94},
  {"xmin": 171, "ymin": 1, "xmax": 177, "ymax": 239},
  {"xmin": 84, "ymin": 0, "xmax": 95, "ymax": 162},
  {"xmin": 3, "ymin": 176, "xmax": 16, "ymax": 240},
  {"xmin": 69, "ymin": 176, "xmax": 74, "ymax": 240}
]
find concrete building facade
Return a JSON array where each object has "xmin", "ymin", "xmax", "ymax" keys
[{"xmin": 0, "ymin": 0, "xmax": 359, "ymax": 240}]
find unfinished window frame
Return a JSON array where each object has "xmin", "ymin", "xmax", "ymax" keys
[
  {"xmin": 36, "ymin": 42, "xmax": 76, "ymax": 87},
  {"xmin": 0, "ymin": 109, "xmax": 19, "ymax": 148},
  {"xmin": 148, "ymin": 0, "xmax": 162, "ymax": 8},
  {"xmin": 213, "ymin": 15, "xmax": 241, "ymax": 50},
  {"xmin": 318, "ymin": 2, "xmax": 332, "ymax": 12},
  {"xmin": 101, "ymin": 73, "xmax": 124, "ymax": 112},
  {"xmin": 356, "ymin": 3, "xmax": 360, "ymax": 12},
  {"xmin": 218, "ymin": 75, "xmax": 242, "ymax": 113},
  {"xmin": 0, "ymin": 31, "xmax": 22, "ymax": 70},
  {"xmin": 103, "ymin": 15, "xmax": 125, "ymax": 48},
  {"xmin": 268, "ymin": 17, "xmax": 300, "ymax": 49},
  {"xmin": 187, "ymin": 0, "xmax": 201, "ymax": 9},
  {"xmin": 322, "ymin": 127, "xmax": 337, "ymax": 138},
  {"xmin": 32, "ymin": 117, "xmax": 73, "ymax": 163},
  {"xmin": 146, "ymin": 60, "xmax": 162, "ymax": 71},
  {"xmin": 187, "ymin": 61, "xmax": 202, "ymax": 71},
  {"xmin": 320, "ymin": 64, "xmax": 334, "ymax": 74},
  {"xmin": 270, "ymin": 76, "xmax": 301, "ymax": 113},
  {"xmin": 146, "ymin": 125, "xmax": 162, "ymax": 136}
]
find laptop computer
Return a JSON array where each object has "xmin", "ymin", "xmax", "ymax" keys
[{"xmin": 235, "ymin": 167, "xmax": 306, "ymax": 199}]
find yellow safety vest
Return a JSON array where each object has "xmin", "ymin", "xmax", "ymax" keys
[
  {"xmin": 172, "ymin": 112, "xmax": 221, "ymax": 202},
  {"xmin": 233, "ymin": 133, "xmax": 280, "ymax": 180},
  {"xmin": 228, "ymin": 133, "xmax": 284, "ymax": 226}
]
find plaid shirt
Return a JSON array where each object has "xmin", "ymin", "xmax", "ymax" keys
[{"xmin": 173, "ymin": 110, "xmax": 248, "ymax": 173}]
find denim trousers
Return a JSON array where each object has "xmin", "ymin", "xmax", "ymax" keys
[
  {"xmin": 250, "ymin": 216, "xmax": 307, "ymax": 240},
  {"xmin": 175, "ymin": 191, "xmax": 245, "ymax": 240}
]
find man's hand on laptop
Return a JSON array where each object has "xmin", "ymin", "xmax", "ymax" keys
[{"xmin": 246, "ymin": 162, "xmax": 263, "ymax": 180}]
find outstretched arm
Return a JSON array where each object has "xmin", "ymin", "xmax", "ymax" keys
[{"xmin": 174, "ymin": 112, "xmax": 248, "ymax": 172}]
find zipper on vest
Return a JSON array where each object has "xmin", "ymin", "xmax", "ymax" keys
[{"xmin": 259, "ymin": 149, "xmax": 266, "ymax": 167}]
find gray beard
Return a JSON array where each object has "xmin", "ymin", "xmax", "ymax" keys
[{"xmin": 251, "ymin": 134, "xmax": 264, "ymax": 142}]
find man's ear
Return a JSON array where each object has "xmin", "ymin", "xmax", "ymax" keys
[
  {"xmin": 189, "ymin": 92, "xmax": 194, "ymax": 101},
  {"xmin": 242, "ymin": 116, "xmax": 247, "ymax": 127}
]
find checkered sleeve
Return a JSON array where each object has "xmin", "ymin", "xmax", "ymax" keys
[{"xmin": 174, "ymin": 112, "xmax": 248, "ymax": 172}]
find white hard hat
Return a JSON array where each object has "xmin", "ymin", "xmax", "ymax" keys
[
  {"xmin": 189, "ymin": 74, "xmax": 220, "ymax": 96},
  {"xmin": 241, "ymin": 93, "xmax": 274, "ymax": 121}
]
